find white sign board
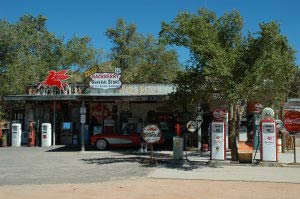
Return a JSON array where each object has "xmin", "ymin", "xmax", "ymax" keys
[
  {"xmin": 80, "ymin": 114, "xmax": 86, "ymax": 124},
  {"xmin": 142, "ymin": 125, "xmax": 161, "ymax": 144},
  {"xmin": 89, "ymin": 73, "xmax": 122, "ymax": 89}
]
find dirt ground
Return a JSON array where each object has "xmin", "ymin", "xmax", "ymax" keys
[{"xmin": 0, "ymin": 179, "xmax": 299, "ymax": 199}]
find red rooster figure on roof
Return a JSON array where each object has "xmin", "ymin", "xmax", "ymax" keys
[{"xmin": 38, "ymin": 70, "xmax": 70, "ymax": 90}]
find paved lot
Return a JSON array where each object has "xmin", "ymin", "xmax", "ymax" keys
[
  {"xmin": 0, "ymin": 146, "xmax": 153, "ymax": 186},
  {"xmin": 0, "ymin": 146, "xmax": 300, "ymax": 186},
  {"xmin": 0, "ymin": 146, "xmax": 300, "ymax": 199}
]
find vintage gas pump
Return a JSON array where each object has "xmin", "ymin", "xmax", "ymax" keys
[
  {"xmin": 41, "ymin": 123, "xmax": 52, "ymax": 147},
  {"xmin": 260, "ymin": 108, "xmax": 278, "ymax": 162},
  {"xmin": 28, "ymin": 121, "xmax": 35, "ymax": 147},
  {"xmin": 175, "ymin": 123, "xmax": 181, "ymax": 137},
  {"xmin": 11, "ymin": 123, "xmax": 22, "ymax": 147},
  {"xmin": 173, "ymin": 119, "xmax": 183, "ymax": 160},
  {"xmin": 210, "ymin": 109, "xmax": 226, "ymax": 160}
]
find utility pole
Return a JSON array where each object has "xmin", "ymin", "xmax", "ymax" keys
[{"xmin": 80, "ymin": 101, "xmax": 86, "ymax": 152}]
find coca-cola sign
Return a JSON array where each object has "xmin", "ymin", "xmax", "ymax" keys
[{"xmin": 283, "ymin": 111, "xmax": 300, "ymax": 133}]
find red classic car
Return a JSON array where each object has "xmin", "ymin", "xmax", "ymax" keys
[
  {"xmin": 90, "ymin": 133, "xmax": 165, "ymax": 150},
  {"xmin": 91, "ymin": 133, "xmax": 141, "ymax": 150}
]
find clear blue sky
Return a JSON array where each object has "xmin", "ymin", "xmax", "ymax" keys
[{"xmin": 1, "ymin": 0, "xmax": 299, "ymax": 65}]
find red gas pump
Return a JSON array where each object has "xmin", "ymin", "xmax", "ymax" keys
[
  {"xmin": 175, "ymin": 123, "xmax": 181, "ymax": 137},
  {"xmin": 28, "ymin": 121, "xmax": 35, "ymax": 147}
]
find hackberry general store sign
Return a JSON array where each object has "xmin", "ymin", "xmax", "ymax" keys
[{"xmin": 89, "ymin": 72, "xmax": 122, "ymax": 89}]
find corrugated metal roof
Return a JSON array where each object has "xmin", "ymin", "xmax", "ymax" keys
[
  {"xmin": 4, "ymin": 84, "xmax": 176, "ymax": 102},
  {"xmin": 284, "ymin": 98, "xmax": 300, "ymax": 110}
]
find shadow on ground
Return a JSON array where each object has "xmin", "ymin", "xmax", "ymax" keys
[
  {"xmin": 81, "ymin": 154, "xmax": 209, "ymax": 171},
  {"xmin": 45, "ymin": 145, "xmax": 173, "ymax": 153},
  {"xmin": 46, "ymin": 145, "xmax": 213, "ymax": 170}
]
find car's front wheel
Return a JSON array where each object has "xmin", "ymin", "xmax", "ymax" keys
[{"xmin": 96, "ymin": 139, "xmax": 108, "ymax": 150}]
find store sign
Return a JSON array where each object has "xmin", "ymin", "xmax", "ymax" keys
[
  {"xmin": 38, "ymin": 70, "xmax": 70, "ymax": 90},
  {"xmin": 91, "ymin": 103, "xmax": 111, "ymax": 123},
  {"xmin": 80, "ymin": 114, "xmax": 86, "ymax": 124},
  {"xmin": 142, "ymin": 125, "xmax": 161, "ymax": 143},
  {"xmin": 89, "ymin": 73, "xmax": 122, "ymax": 89},
  {"xmin": 84, "ymin": 65, "xmax": 99, "ymax": 78},
  {"xmin": 284, "ymin": 111, "xmax": 300, "ymax": 133}
]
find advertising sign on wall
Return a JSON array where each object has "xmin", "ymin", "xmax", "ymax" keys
[
  {"xmin": 89, "ymin": 73, "xmax": 122, "ymax": 89},
  {"xmin": 284, "ymin": 111, "xmax": 300, "ymax": 133},
  {"xmin": 38, "ymin": 70, "xmax": 70, "ymax": 90},
  {"xmin": 142, "ymin": 125, "xmax": 161, "ymax": 144}
]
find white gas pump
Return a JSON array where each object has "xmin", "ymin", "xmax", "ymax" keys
[
  {"xmin": 41, "ymin": 123, "xmax": 52, "ymax": 147},
  {"xmin": 11, "ymin": 123, "xmax": 22, "ymax": 147},
  {"xmin": 260, "ymin": 108, "xmax": 278, "ymax": 162},
  {"xmin": 211, "ymin": 109, "xmax": 226, "ymax": 160}
]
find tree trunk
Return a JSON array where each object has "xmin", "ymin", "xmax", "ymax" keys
[{"xmin": 229, "ymin": 104, "xmax": 239, "ymax": 161}]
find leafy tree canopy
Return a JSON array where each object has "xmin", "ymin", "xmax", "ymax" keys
[
  {"xmin": 160, "ymin": 8, "xmax": 297, "ymax": 160},
  {"xmin": 160, "ymin": 8, "xmax": 296, "ymax": 108},
  {"xmin": 0, "ymin": 14, "xmax": 96, "ymax": 95},
  {"xmin": 106, "ymin": 18, "xmax": 181, "ymax": 83}
]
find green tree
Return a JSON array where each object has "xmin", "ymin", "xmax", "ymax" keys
[
  {"xmin": 106, "ymin": 19, "xmax": 181, "ymax": 83},
  {"xmin": 0, "ymin": 14, "xmax": 97, "ymax": 119},
  {"xmin": 0, "ymin": 14, "xmax": 96, "ymax": 94},
  {"xmin": 160, "ymin": 8, "xmax": 296, "ymax": 161}
]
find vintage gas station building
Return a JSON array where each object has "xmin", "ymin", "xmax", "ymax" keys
[{"xmin": 4, "ymin": 82, "xmax": 195, "ymax": 146}]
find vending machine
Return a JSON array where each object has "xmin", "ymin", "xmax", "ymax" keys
[
  {"xmin": 210, "ymin": 109, "xmax": 226, "ymax": 160},
  {"xmin": 61, "ymin": 122, "xmax": 72, "ymax": 145},
  {"xmin": 41, "ymin": 123, "xmax": 52, "ymax": 147},
  {"xmin": 11, "ymin": 123, "xmax": 22, "ymax": 147},
  {"xmin": 260, "ymin": 117, "xmax": 277, "ymax": 162}
]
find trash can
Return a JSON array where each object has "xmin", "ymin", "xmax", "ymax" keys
[{"xmin": 173, "ymin": 136, "xmax": 183, "ymax": 160}]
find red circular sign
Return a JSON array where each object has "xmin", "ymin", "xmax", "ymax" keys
[
  {"xmin": 213, "ymin": 109, "xmax": 225, "ymax": 121},
  {"xmin": 142, "ymin": 125, "xmax": 161, "ymax": 143},
  {"xmin": 283, "ymin": 111, "xmax": 300, "ymax": 133}
]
